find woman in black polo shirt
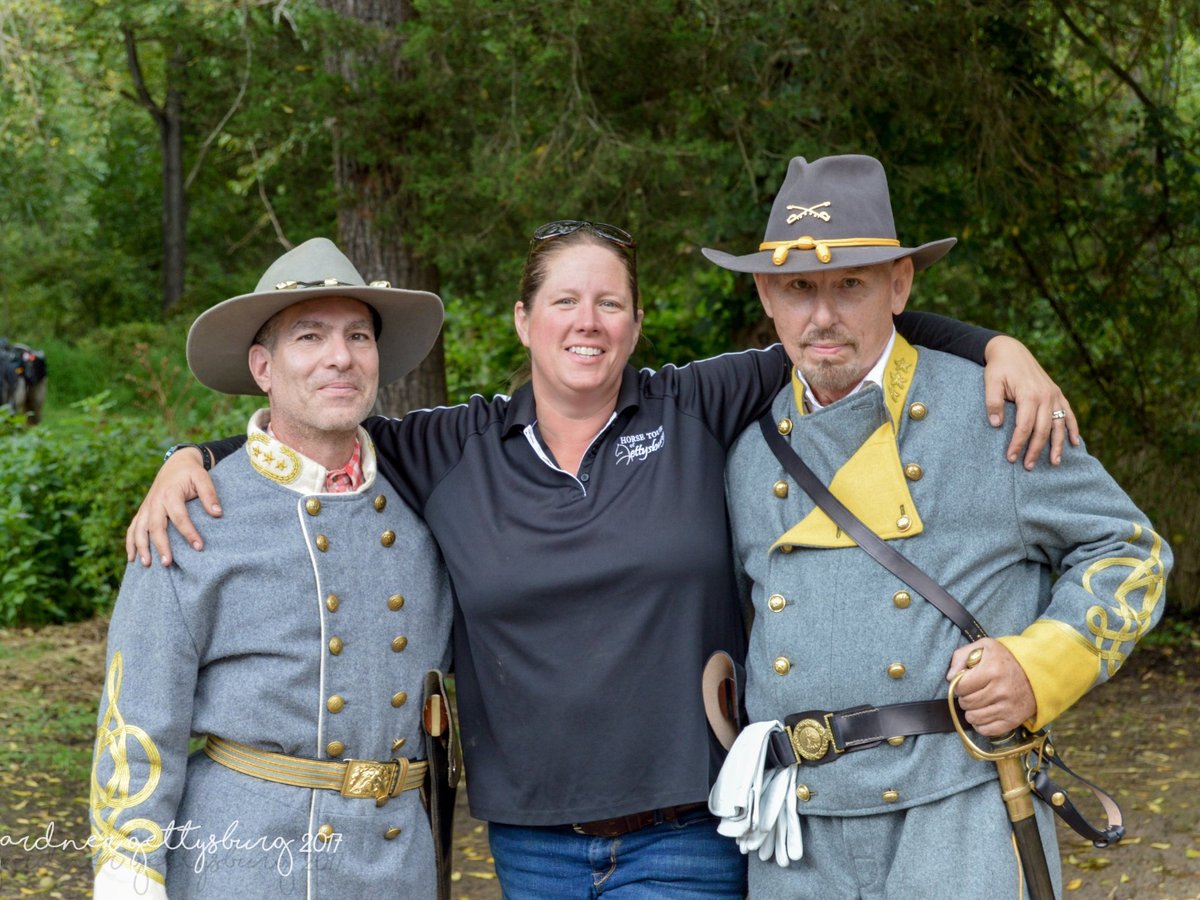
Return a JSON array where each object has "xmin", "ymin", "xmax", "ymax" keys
[{"xmin": 129, "ymin": 222, "xmax": 1074, "ymax": 899}]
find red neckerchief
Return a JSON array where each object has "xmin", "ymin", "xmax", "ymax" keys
[{"xmin": 324, "ymin": 440, "xmax": 363, "ymax": 493}]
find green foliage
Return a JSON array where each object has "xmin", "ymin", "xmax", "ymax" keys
[
  {"xmin": 0, "ymin": 364, "xmax": 256, "ymax": 625},
  {"xmin": 638, "ymin": 268, "xmax": 762, "ymax": 369},
  {"xmin": 442, "ymin": 293, "xmax": 525, "ymax": 403},
  {"xmin": 1, "ymin": 0, "xmax": 1197, "ymax": 612},
  {"xmin": 0, "ymin": 395, "xmax": 161, "ymax": 625},
  {"xmin": 0, "ymin": 0, "xmax": 339, "ymax": 335}
]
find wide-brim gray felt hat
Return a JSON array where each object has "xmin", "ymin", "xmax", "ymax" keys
[
  {"xmin": 702, "ymin": 154, "xmax": 956, "ymax": 275},
  {"xmin": 187, "ymin": 237, "xmax": 444, "ymax": 395}
]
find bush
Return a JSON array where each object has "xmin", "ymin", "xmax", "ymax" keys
[
  {"xmin": 0, "ymin": 395, "xmax": 161, "ymax": 623},
  {"xmin": 0, "ymin": 386, "xmax": 257, "ymax": 625},
  {"xmin": 32, "ymin": 321, "xmax": 260, "ymax": 428}
]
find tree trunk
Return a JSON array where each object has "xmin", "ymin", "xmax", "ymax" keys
[
  {"xmin": 323, "ymin": 0, "xmax": 446, "ymax": 417},
  {"xmin": 124, "ymin": 28, "xmax": 188, "ymax": 312},
  {"xmin": 161, "ymin": 46, "xmax": 187, "ymax": 311}
]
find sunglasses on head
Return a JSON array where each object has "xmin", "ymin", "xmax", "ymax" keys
[{"xmin": 531, "ymin": 220, "xmax": 636, "ymax": 249}]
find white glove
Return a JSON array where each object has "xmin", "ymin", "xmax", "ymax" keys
[
  {"xmin": 776, "ymin": 766, "xmax": 804, "ymax": 865},
  {"xmin": 754, "ymin": 763, "xmax": 790, "ymax": 861},
  {"xmin": 708, "ymin": 721, "xmax": 804, "ymax": 866},
  {"xmin": 709, "ymin": 720, "xmax": 778, "ymax": 838}
]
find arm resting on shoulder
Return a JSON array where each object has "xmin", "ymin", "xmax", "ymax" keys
[
  {"xmin": 126, "ymin": 443, "xmax": 231, "ymax": 567},
  {"xmin": 895, "ymin": 311, "xmax": 1080, "ymax": 467}
]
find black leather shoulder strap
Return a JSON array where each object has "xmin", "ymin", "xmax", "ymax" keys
[{"xmin": 757, "ymin": 414, "xmax": 987, "ymax": 642}]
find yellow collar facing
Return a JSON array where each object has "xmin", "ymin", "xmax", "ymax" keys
[{"xmin": 774, "ymin": 335, "xmax": 922, "ymax": 551}]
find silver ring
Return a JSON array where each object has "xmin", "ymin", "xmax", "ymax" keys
[{"xmin": 1051, "ymin": 410, "xmax": 1066, "ymax": 420}]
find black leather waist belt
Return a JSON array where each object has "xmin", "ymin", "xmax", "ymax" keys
[{"xmin": 766, "ymin": 700, "xmax": 966, "ymax": 769}]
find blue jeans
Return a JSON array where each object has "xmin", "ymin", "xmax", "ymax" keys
[{"xmin": 488, "ymin": 807, "xmax": 747, "ymax": 899}]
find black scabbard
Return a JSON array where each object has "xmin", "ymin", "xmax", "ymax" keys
[
  {"xmin": 423, "ymin": 670, "xmax": 462, "ymax": 900},
  {"xmin": 1011, "ymin": 815, "xmax": 1055, "ymax": 900},
  {"xmin": 993, "ymin": 740, "xmax": 1055, "ymax": 900}
]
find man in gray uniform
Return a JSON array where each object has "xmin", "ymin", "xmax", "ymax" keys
[
  {"xmin": 704, "ymin": 155, "xmax": 1169, "ymax": 897},
  {"xmin": 89, "ymin": 238, "xmax": 453, "ymax": 898}
]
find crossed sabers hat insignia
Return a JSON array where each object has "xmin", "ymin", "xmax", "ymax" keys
[{"xmin": 786, "ymin": 202, "xmax": 831, "ymax": 224}]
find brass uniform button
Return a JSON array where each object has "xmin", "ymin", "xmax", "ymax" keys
[
  {"xmin": 773, "ymin": 657, "xmax": 791, "ymax": 676},
  {"xmin": 882, "ymin": 789, "xmax": 900, "ymax": 803},
  {"xmin": 896, "ymin": 515, "xmax": 912, "ymax": 531},
  {"xmin": 887, "ymin": 736, "xmax": 905, "ymax": 747},
  {"xmin": 316, "ymin": 823, "xmax": 335, "ymax": 843},
  {"xmin": 315, "ymin": 534, "xmax": 329, "ymax": 552},
  {"xmin": 374, "ymin": 495, "xmax": 387, "ymax": 512},
  {"xmin": 326, "ymin": 740, "xmax": 345, "ymax": 758},
  {"xmin": 381, "ymin": 530, "xmax": 396, "ymax": 547},
  {"xmin": 326, "ymin": 593, "xmax": 340, "ymax": 613},
  {"xmin": 384, "ymin": 826, "xmax": 402, "ymax": 840},
  {"xmin": 773, "ymin": 480, "xmax": 789, "ymax": 499},
  {"xmin": 767, "ymin": 593, "xmax": 787, "ymax": 612},
  {"xmin": 387, "ymin": 594, "xmax": 405, "ymax": 611},
  {"xmin": 391, "ymin": 691, "xmax": 408, "ymax": 708},
  {"xmin": 903, "ymin": 463, "xmax": 923, "ymax": 481},
  {"xmin": 391, "ymin": 636, "xmax": 408, "ymax": 653},
  {"xmin": 887, "ymin": 662, "xmax": 907, "ymax": 680},
  {"xmin": 795, "ymin": 784, "xmax": 813, "ymax": 802},
  {"xmin": 327, "ymin": 695, "xmax": 345, "ymax": 714},
  {"xmin": 892, "ymin": 590, "xmax": 912, "ymax": 609},
  {"xmin": 305, "ymin": 497, "xmax": 321, "ymax": 516},
  {"xmin": 391, "ymin": 738, "xmax": 407, "ymax": 752},
  {"xmin": 328, "ymin": 636, "xmax": 344, "ymax": 656},
  {"xmin": 908, "ymin": 402, "xmax": 928, "ymax": 421},
  {"xmin": 777, "ymin": 417, "xmax": 793, "ymax": 436}
]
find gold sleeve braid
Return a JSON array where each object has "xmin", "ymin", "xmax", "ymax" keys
[
  {"xmin": 999, "ymin": 522, "xmax": 1167, "ymax": 730},
  {"xmin": 90, "ymin": 651, "xmax": 167, "ymax": 885},
  {"xmin": 1082, "ymin": 523, "xmax": 1167, "ymax": 677}
]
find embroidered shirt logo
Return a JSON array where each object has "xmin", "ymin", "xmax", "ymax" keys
[
  {"xmin": 614, "ymin": 425, "xmax": 665, "ymax": 465},
  {"xmin": 786, "ymin": 202, "xmax": 832, "ymax": 224}
]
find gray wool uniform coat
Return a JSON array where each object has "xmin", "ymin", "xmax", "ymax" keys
[
  {"xmin": 90, "ymin": 421, "xmax": 451, "ymax": 899},
  {"xmin": 725, "ymin": 339, "xmax": 1169, "ymax": 897}
]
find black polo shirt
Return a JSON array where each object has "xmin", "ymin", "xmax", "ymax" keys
[{"xmin": 205, "ymin": 315, "xmax": 991, "ymax": 825}]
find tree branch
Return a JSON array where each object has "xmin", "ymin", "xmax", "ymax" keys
[
  {"xmin": 1008, "ymin": 233, "xmax": 1109, "ymax": 394},
  {"xmin": 186, "ymin": 3, "xmax": 254, "ymax": 191},
  {"xmin": 1051, "ymin": 1, "xmax": 1155, "ymax": 111},
  {"xmin": 1051, "ymin": 2, "xmax": 1175, "ymax": 248},
  {"xmin": 249, "ymin": 141, "xmax": 291, "ymax": 249},
  {"xmin": 122, "ymin": 25, "xmax": 164, "ymax": 125}
]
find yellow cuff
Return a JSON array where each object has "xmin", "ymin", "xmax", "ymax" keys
[{"xmin": 998, "ymin": 620, "xmax": 1100, "ymax": 730}]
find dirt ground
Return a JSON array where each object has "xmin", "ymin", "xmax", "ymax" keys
[{"xmin": 0, "ymin": 618, "xmax": 1197, "ymax": 899}]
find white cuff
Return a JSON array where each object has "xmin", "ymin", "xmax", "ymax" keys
[{"xmin": 93, "ymin": 859, "xmax": 168, "ymax": 900}]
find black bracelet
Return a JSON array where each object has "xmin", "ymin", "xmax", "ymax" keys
[{"xmin": 164, "ymin": 442, "xmax": 213, "ymax": 471}]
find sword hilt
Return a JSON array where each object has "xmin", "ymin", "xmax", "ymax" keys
[{"xmin": 946, "ymin": 648, "xmax": 1048, "ymax": 764}]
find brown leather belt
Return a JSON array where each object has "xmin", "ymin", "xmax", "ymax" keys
[{"xmin": 571, "ymin": 802, "xmax": 709, "ymax": 837}]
